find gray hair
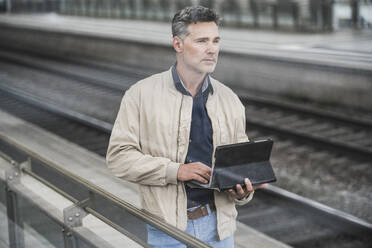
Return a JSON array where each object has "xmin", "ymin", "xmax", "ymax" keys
[{"xmin": 172, "ymin": 6, "xmax": 220, "ymax": 39}]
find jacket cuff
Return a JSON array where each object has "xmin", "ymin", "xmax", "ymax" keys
[
  {"xmin": 166, "ymin": 162, "xmax": 181, "ymax": 185},
  {"xmin": 234, "ymin": 191, "xmax": 254, "ymax": 206}
]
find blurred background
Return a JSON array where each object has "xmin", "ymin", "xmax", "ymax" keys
[
  {"xmin": 1, "ymin": 0, "xmax": 372, "ymax": 31},
  {"xmin": 0, "ymin": 1, "xmax": 372, "ymax": 248}
]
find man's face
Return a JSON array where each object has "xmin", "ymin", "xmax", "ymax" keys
[{"xmin": 176, "ymin": 22, "xmax": 220, "ymax": 74}]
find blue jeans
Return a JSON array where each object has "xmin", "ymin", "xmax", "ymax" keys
[{"xmin": 146, "ymin": 204, "xmax": 234, "ymax": 248}]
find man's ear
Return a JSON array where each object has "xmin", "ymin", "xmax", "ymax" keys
[{"xmin": 172, "ymin": 36, "xmax": 183, "ymax": 53}]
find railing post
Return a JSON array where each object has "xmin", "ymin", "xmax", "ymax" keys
[
  {"xmin": 5, "ymin": 164, "xmax": 25, "ymax": 248},
  {"xmin": 63, "ymin": 201, "xmax": 88, "ymax": 248},
  {"xmin": 62, "ymin": 228, "xmax": 77, "ymax": 248}
]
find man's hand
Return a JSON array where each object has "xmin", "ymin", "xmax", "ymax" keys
[
  {"xmin": 227, "ymin": 178, "xmax": 268, "ymax": 200},
  {"xmin": 177, "ymin": 162, "xmax": 211, "ymax": 184}
]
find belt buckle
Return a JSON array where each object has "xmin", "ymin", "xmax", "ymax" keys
[{"xmin": 187, "ymin": 204, "xmax": 210, "ymax": 220}]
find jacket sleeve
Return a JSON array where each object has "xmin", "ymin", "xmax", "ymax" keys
[
  {"xmin": 106, "ymin": 87, "xmax": 180, "ymax": 186},
  {"xmin": 234, "ymin": 191, "xmax": 254, "ymax": 205}
]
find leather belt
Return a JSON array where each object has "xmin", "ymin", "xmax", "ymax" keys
[{"xmin": 187, "ymin": 202, "xmax": 216, "ymax": 220}]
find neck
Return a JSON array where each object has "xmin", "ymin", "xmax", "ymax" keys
[{"xmin": 176, "ymin": 62, "xmax": 206, "ymax": 97}]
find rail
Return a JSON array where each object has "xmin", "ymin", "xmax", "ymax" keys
[{"xmin": 0, "ymin": 135, "xmax": 212, "ymax": 248}]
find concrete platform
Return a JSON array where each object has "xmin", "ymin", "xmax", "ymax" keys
[
  {"xmin": 0, "ymin": 110, "xmax": 291, "ymax": 247},
  {"xmin": 0, "ymin": 14, "xmax": 371, "ymax": 110},
  {"xmin": 0, "ymin": 14, "xmax": 371, "ymax": 69}
]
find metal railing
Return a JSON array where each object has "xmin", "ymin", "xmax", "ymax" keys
[{"xmin": 0, "ymin": 135, "xmax": 212, "ymax": 248}]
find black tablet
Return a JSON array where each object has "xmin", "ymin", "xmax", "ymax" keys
[{"xmin": 214, "ymin": 139, "xmax": 276, "ymax": 190}]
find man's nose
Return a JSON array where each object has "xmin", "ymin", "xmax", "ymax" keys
[{"xmin": 206, "ymin": 41, "xmax": 219, "ymax": 54}]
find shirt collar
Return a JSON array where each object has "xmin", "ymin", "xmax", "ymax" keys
[{"xmin": 172, "ymin": 65, "xmax": 214, "ymax": 96}]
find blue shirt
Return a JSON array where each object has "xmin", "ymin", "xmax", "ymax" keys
[{"xmin": 171, "ymin": 66, "xmax": 214, "ymax": 208}]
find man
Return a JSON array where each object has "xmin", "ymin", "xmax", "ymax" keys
[{"xmin": 106, "ymin": 6, "xmax": 266, "ymax": 247}]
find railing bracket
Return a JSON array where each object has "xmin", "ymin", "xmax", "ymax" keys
[
  {"xmin": 63, "ymin": 199, "xmax": 89, "ymax": 228},
  {"xmin": 5, "ymin": 164, "xmax": 21, "ymax": 186}
]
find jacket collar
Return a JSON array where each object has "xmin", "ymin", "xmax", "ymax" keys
[{"xmin": 171, "ymin": 65, "xmax": 214, "ymax": 96}]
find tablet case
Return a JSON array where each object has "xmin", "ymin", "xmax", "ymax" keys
[{"xmin": 187, "ymin": 139, "xmax": 276, "ymax": 191}]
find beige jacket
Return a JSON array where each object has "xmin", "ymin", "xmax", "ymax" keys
[{"xmin": 106, "ymin": 68, "xmax": 253, "ymax": 240}]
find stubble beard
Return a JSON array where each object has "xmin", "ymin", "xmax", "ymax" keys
[
  {"xmin": 180, "ymin": 55, "xmax": 218, "ymax": 75},
  {"xmin": 197, "ymin": 58, "xmax": 218, "ymax": 74}
]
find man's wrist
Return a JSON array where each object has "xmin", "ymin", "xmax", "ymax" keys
[
  {"xmin": 234, "ymin": 191, "xmax": 254, "ymax": 205},
  {"xmin": 166, "ymin": 162, "xmax": 181, "ymax": 185},
  {"xmin": 237, "ymin": 191, "xmax": 253, "ymax": 200}
]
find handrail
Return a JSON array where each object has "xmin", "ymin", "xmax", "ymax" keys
[{"xmin": 0, "ymin": 134, "xmax": 212, "ymax": 248}]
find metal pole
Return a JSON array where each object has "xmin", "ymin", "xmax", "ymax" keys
[
  {"xmin": 6, "ymin": 189, "xmax": 24, "ymax": 248},
  {"xmin": 63, "ymin": 228, "xmax": 78, "ymax": 248},
  {"xmin": 6, "ymin": 167, "xmax": 25, "ymax": 248},
  {"xmin": 63, "ymin": 202, "xmax": 88, "ymax": 248}
]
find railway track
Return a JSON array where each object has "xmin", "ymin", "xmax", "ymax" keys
[
  {"xmin": 242, "ymin": 96, "xmax": 372, "ymax": 159},
  {"xmin": 0, "ymin": 82, "xmax": 372, "ymax": 248}
]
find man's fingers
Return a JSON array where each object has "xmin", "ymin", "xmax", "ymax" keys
[
  {"xmin": 177, "ymin": 162, "xmax": 212, "ymax": 182},
  {"xmin": 194, "ymin": 162, "xmax": 211, "ymax": 172},
  {"xmin": 225, "ymin": 179, "xmax": 259, "ymax": 200},
  {"xmin": 193, "ymin": 168, "xmax": 210, "ymax": 181},
  {"xmin": 228, "ymin": 189, "xmax": 238, "ymax": 198},
  {"xmin": 200, "ymin": 167, "xmax": 212, "ymax": 175},
  {"xmin": 235, "ymin": 184, "xmax": 245, "ymax": 196},
  {"xmin": 193, "ymin": 174, "xmax": 209, "ymax": 184},
  {"xmin": 253, "ymin": 183, "xmax": 268, "ymax": 190},
  {"xmin": 244, "ymin": 178, "xmax": 253, "ymax": 192},
  {"xmin": 194, "ymin": 164, "xmax": 211, "ymax": 180},
  {"xmin": 199, "ymin": 171, "xmax": 211, "ymax": 180}
]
